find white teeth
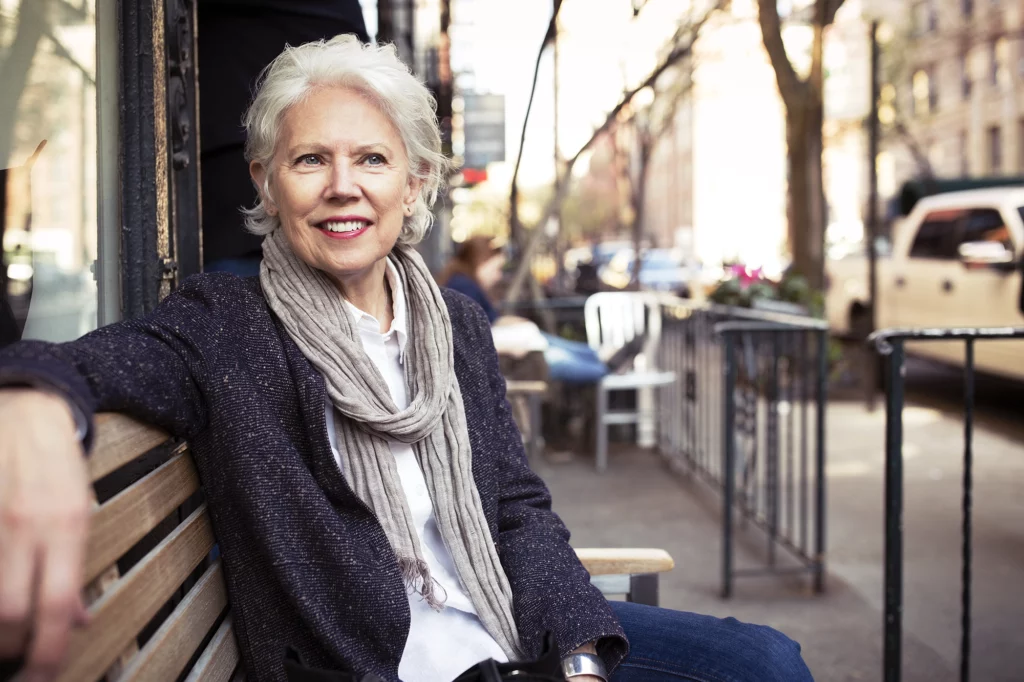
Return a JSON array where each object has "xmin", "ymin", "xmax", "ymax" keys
[{"xmin": 321, "ymin": 220, "xmax": 368, "ymax": 233}]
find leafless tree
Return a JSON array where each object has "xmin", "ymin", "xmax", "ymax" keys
[
  {"xmin": 756, "ymin": 0, "xmax": 845, "ymax": 288},
  {"xmin": 505, "ymin": 1, "xmax": 724, "ymax": 303}
]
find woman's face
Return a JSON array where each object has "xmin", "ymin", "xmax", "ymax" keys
[
  {"xmin": 477, "ymin": 253, "xmax": 506, "ymax": 291},
  {"xmin": 251, "ymin": 86, "xmax": 421, "ymax": 288}
]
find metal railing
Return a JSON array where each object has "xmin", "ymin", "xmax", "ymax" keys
[
  {"xmin": 870, "ymin": 327, "xmax": 1024, "ymax": 682},
  {"xmin": 657, "ymin": 299, "xmax": 829, "ymax": 597}
]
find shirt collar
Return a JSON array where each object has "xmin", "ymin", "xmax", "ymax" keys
[{"xmin": 342, "ymin": 257, "xmax": 409, "ymax": 359}]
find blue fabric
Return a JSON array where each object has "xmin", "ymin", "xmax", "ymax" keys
[
  {"xmin": 443, "ymin": 273, "xmax": 499, "ymax": 324},
  {"xmin": 610, "ymin": 601, "xmax": 813, "ymax": 682},
  {"xmin": 0, "ymin": 274, "xmax": 626, "ymax": 681},
  {"xmin": 205, "ymin": 256, "xmax": 263, "ymax": 278},
  {"xmin": 540, "ymin": 333, "xmax": 608, "ymax": 384}
]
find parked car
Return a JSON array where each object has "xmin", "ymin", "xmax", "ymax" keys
[
  {"xmin": 825, "ymin": 187, "xmax": 1024, "ymax": 381},
  {"xmin": 599, "ymin": 248, "xmax": 698, "ymax": 297}
]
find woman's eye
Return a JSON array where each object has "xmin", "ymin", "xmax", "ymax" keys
[
  {"xmin": 365, "ymin": 153, "xmax": 386, "ymax": 166},
  {"xmin": 297, "ymin": 154, "xmax": 321, "ymax": 166}
]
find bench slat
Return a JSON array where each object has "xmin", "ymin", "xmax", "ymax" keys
[
  {"xmin": 85, "ymin": 452, "xmax": 200, "ymax": 584},
  {"xmin": 57, "ymin": 506, "xmax": 215, "ymax": 682},
  {"xmin": 90, "ymin": 414, "xmax": 171, "ymax": 482},
  {"xmin": 184, "ymin": 617, "xmax": 240, "ymax": 682},
  {"xmin": 118, "ymin": 561, "xmax": 229, "ymax": 682},
  {"xmin": 575, "ymin": 548, "xmax": 675, "ymax": 576}
]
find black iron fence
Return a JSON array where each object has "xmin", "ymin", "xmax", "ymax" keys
[
  {"xmin": 656, "ymin": 299, "xmax": 829, "ymax": 597},
  {"xmin": 496, "ymin": 294, "xmax": 829, "ymax": 597},
  {"xmin": 870, "ymin": 327, "xmax": 1024, "ymax": 682}
]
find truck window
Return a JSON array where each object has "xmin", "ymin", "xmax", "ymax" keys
[
  {"xmin": 909, "ymin": 211, "xmax": 961, "ymax": 260},
  {"xmin": 958, "ymin": 208, "xmax": 1014, "ymax": 255}
]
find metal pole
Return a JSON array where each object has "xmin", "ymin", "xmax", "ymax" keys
[
  {"xmin": 814, "ymin": 330, "xmax": 827, "ymax": 593},
  {"xmin": 722, "ymin": 334, "xmax": 737, "ymax": 598},
  {"xmin": 960, "ymin": 339, "xmax": 975, "ymax": 682},
  {"xmin": 552, "ymin": 3, "xmax": 566, "ymax": 294},
  {"xmin": 866, "ymin": 21, "xmax": 881, "ymax": 410},
  {"xmin": 883, "ymin": 340, "xmax": 906, "ymax": 682}
]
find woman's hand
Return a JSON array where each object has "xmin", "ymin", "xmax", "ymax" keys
[{"xmin": 0, "ymin": 389, "xmax": 90, "ymax": 680}]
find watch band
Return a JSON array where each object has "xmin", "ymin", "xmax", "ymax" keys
[{"xmin": 560, "ymin": 652, "xmax": 608, "ymax": 681}]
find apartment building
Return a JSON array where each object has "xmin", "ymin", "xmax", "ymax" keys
[{"xmin": 885, "ymin": 0, "xmax": 1024, "ymax": 185}]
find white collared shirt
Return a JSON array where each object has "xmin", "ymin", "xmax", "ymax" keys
[{"xmin": 324, "ymin": 259, "xmax": 508, "ymax": 681}]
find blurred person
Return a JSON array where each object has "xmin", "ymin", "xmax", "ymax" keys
[
  {"xmin": 439, "ymin": 238, "xmax": 607, "ymax": 385},
  {"xmin": 198, "ymin": 0, "xmax": 369, "ymax": 276},
  {"xmin": 437, "ymin": 236, "xmax": 505, "ymax": 323},
  {"xmin": 0, "ymin": 37, "xmax": 814, "ymax": 682}
]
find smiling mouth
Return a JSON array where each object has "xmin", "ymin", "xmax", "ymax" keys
[{"xmin": 317, "ymin": 219, "xmax": 372, "ymax": 234}]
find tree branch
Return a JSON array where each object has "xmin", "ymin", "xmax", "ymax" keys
[
  {"xmin": 823, "ymin": 0, "xmax": 847, "ymax": 27},
  {"xmin": 756, "ymin": 0, "xmax": 804, "ymax": 109},
  {"xmin": 508, "ymin": 0, "xmax": 564, "ymax": 249},
  {"xmin": 504, "ymin": 1, "xmax": 723, "ymax": 303}
]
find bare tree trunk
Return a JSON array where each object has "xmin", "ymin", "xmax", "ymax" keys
[
  {"xmin": 631, "ymin": 141, "xmax": 650, "ymax": 289},
  {"xmin": 785, "ymin": 100, "xmax": 825, "ymax": 289}
]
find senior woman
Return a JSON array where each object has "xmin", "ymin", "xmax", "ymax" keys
[{"xmin": 0, "ymin": 36, "xmax": 813, "ymax": 682}]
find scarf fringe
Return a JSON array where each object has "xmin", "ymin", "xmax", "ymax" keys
[{"xmin": 399, "ymin": 556, "xmax": 448, "ymax": 611}]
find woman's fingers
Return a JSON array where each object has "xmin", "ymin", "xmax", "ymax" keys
[
  {"xmin": 25, "ymin": 530, "xmax": 88, "ymax": 680},
  {"xmin": 0, "ymin": 389, "xmax": 89, "ymax": 679},
  {"xmin": 0, "ymin": 525, "xmax": 34, "ymax": 645}
]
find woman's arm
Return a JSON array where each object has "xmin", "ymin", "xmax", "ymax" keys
[
  {"xmin": 0, "ymin": 274, "xmax": 230, "ymax": 447},
  {"xmin": 458, "ymin": 300, "xmax": 629, "ymax": 671},
  {"xmin": 0, "ymin": 274, "xmax": 227, "ymax": 679}
]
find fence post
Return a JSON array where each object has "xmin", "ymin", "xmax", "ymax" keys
[
  {"xmin": 883, "ymin": 339, "xmax": 906, "ymax": 682},
  {"xmin": 960, "ymin": 339, "xmax": 975, "ymax": 682},
  {"xmin": 722, "ymin": 333, "xmax": 737, "ymax": 599},
  {"xmin": 815, "ymin": 330, "xmax": 828, "ymax": 593}
]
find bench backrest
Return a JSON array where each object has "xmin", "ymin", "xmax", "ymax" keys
[
  {"xmin": 58, "ymin": 413, "xmax": 673, "ymax": 682},
  {"xmin": 59, "ymin": 414, "xmax": 240, "ymax": 682}
]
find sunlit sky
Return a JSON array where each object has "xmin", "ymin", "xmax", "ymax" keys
[{"xmin": 447, "ymin": 0, "xmax": 709, "ymax": 188}]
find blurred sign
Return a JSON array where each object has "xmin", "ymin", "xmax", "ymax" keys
[
  {"xmin": 462, "ymin": 92, "xmax": 505, "ymax": 169},
  {"xmin": 461, "ymin": 167, "xmax": 488, "ymax": 185}
]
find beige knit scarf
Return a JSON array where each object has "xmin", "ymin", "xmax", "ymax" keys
[{"xmin": 260, "ymin": 228, "xmax": 524, "ymax": 660}]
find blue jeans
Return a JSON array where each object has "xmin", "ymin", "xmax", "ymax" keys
[
  {"xmin": 609, "ymin": 601, "xmax": 813, "ymax": 682},
  {"xmin": 541, "ymin": 333, "xmax": 608, "ymax": 384}
]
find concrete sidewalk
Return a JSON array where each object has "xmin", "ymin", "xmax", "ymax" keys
[{"xmin": 533, "ymin": 401, "xmax": 1024, "ymax": 682}]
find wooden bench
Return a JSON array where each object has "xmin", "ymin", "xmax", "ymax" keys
[{"xmin": 37, "ymin": 414, "xmax": 673, "ymax": 682}]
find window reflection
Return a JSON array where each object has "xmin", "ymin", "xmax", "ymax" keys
[{"xmin": 1, "ymin": 0, "xmax": 97, "ymax": 345}]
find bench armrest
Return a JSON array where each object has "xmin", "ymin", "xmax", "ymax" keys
[{"xmin": 574, "ymin": 548, "xmax": 674, "ymax": 577}]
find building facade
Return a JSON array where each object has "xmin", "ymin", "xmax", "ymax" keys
[{"xmin": 882, "ymin": 0, "xmax": 1024, "ymax": 188}]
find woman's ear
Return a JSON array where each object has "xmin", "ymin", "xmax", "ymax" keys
[
  {"xmin": 250, "ymin": 160, "xmax": 276, "ymax": 216},
  {"xmin": 403, "ymin": 174, "xmax": 424, "ymax": 214}
]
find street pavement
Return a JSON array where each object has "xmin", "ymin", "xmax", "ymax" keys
[{"xmin": 533, "ymin": 365, "xmax": 1024, "ymax": 682}]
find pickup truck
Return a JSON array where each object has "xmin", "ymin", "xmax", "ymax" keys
[{"xmin": 825, "ymin": 187, "xmax": 1024, "ymax": 381}]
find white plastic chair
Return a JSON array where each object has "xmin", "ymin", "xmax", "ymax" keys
[{"xmin": 584, "ymin": 292, "xmax": 676, "ymax": 472}]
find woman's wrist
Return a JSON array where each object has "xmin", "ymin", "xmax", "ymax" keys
[
  {"xmin": 562, "ymin": 641, "xmax": 606, "ymax": 681},
  {"xmin": 569, "ymin": 641, "xmax": 598, "ymax": 656}
]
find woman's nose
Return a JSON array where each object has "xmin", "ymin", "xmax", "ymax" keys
[{"xmin": 326, "ymin": 163, "xmax": 360, "ymax": 199}]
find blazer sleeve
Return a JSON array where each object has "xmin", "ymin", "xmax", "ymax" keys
[
  {"xmin": 0, "ymin": 275, "xmax": 225, "ymax": 449},
  {"xmin": 460, "ymin": 299, "xmax": 629, "ymax": 670}
]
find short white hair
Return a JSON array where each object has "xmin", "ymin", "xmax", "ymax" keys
[{"xmin": 242, "ymin": 34, "xmax": 450, "ymax": 244}]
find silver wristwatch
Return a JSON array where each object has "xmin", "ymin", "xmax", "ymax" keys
[{"xmin": 560, "ymin": 652, "xmax": 608, "ymax": 681}]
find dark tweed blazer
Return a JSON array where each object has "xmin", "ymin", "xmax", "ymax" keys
[{"xmin": 0, "ymin": 273, "xmax": 628, "ymax": 681}]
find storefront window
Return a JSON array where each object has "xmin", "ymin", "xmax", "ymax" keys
[{"xmin": 1, "ymin": 0, "xmax": 98, "ymax": 345}]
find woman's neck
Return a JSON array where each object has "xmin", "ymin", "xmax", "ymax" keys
[{"xmin": 332, "ymin": 260, "xmax": 393, "ymax": 333}]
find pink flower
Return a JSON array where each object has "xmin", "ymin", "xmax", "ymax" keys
[{"xmin": 728, "ymin": 264, "xmax": 765, "ymax": 288}]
